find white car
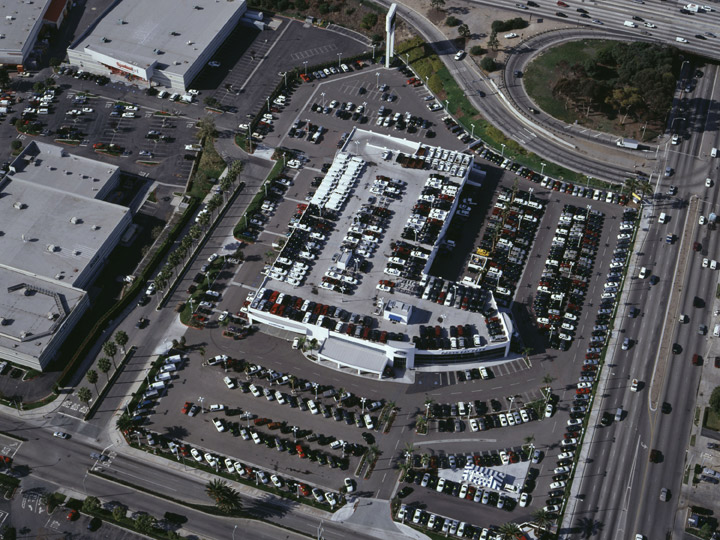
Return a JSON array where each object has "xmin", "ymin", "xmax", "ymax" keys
[
  {"xmin": 218, "ymin": 310, "xmax": 229, "ymax": 322},
  {"xmin": 384, "ymin": 267, "xmax": 401, "ymax": 276},
  {"xmin": 544, "ymin": 504, "xmax": 560, "ymax": 513},
  {"xmin": 271, "ymin": 474, "xmax": 283, "ymax": 488},
  {"xmin": 554, "ymin": 466, "xmax": 570, "ymax": 475},
  {"xmin": 121, "ymin": 112, "xmax": 136, "ymax": 118},
  {"xmin": 436, "ymin": 478, "xmax": 446, "ymax": 492},
  {"xmin": 204, "ymin": 453, "xmax": 217, "ymax": 467},
  {"xmin": 504, "ymin": 32, "xmax": 519, "ymax": 38},
  {"xmin": 208, "ymin": 61, "xmax": 221, "ymax": 67},
  {"xmin": 558, "ymin": 451, "xmax": 574, "ymax": 460},
  {"xmin": 568, "ymin": 418, "xmax": 582, "ymax": 426},
  {"xmin": 53, "ymin": 431, "xmax": 69, "ymax": 439},
  {"xmin": 519, "ymin": 492, "xmax": 529, "ymax": 507},
  {"xmin": 344, "ymin": 478, "xmax": 355, "ymax": 493},
  {"xmin": 545, "ymin": 403, "xmax": 554, "ymax": 418},
  {"xmin": 470, "ymin": 418, "xmax": 480, "ymax": 432},
  {"xmin": 82, "ymin": 107, "xmax": 94, "ymax": 113},
  {"xmin": 287, "ymin": 159, "xmax": 302, "ymax": 169},
  {"xmin": 190, "ymin": 448, "xmax": 203, "ymax": 462},
  {"xmin": 549, "ymin": 480, "xmax": 566, "ymax": 490},
  {"xmin": 676, "ymin": 37, "xmax": 688, "ymax": 43},
  {"xmin": 454, "ymin": 50, "xmax": 465, "ymax": 60},
  {"xmin": 644, "ymin": 22, "xmax": 656, "ymax": 28},
  {"xmin": 213, "ymin": 419, "xmax": 225, "ymax": 432},
  {"xmin": 700, "ymin": 215, "xmax": 707, "ymax": 225},
  {"xmin": 561, "ymin": 437, "xmax": 578, "ymax": 447}
]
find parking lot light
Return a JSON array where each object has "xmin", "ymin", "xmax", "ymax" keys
[
  {"xmin": 376, "ymin": 72, "xmax": 380, "ymax": 89},
  {"xmin": 501, "ymin": 143, "xmax": 506, "ymax": 157},
  {"xmin": 470, "ymin": 123, "xmax": 475, "ymax": 138},
  {"xmin": 540, "ymin": 162, "xmax": 547, "ymax": 176},
  {"xmin": 338, "ymin": 52, "xmax": 342, "ymax": 68},
  {"xmin": 312, "ymin": 382, "xmax": 319, "ymax": 400},
  {"xmin": 320, "ymin": 91, "xmax": 326, "ymax": 108},
  {"xmin": 360, "ymin": 397, "xmax": 367, "ymax": 415},
  {"xmin": 266, "ymin": 96, "xmax": 270, "ymax": 112},
  {"xmin": 372, "ymin": 44, "xmax": 376, "ymax": 60},
  {"xmin": 198, "ymin": 396, "xmax": 205, "ymax": 413},
  {"xmin": 405, "ymin": 53, "xmax": 409, "ymax": 66},
  {"xmin": 444, "ymin": 99, "xmax": 449, "ymax": 112},
  {"xmin": 303, "ymin": 61, "xmax": 308, "ymax": 75}
]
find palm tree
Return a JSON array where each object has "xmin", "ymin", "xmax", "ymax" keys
[
  {"xmin": 86, "ymin": 370, "xmax": 99, "ymax": 395},
  {"xmin": 532, "ymin": 508, "xmax": 555, "ymax": 529},
  {"xmin": 424, "ymin": 396, "xmax": 434, "ymax": 417},
  {"xmin": 542, "ymin": 373, "xmax": 555, "ymax": 385},
  {"xmin": 197, "ymin": 211, "xmax": 211, "ymax": 229},
  {"xmin": 103, "ymin": 341, "xmax": 118, "ymax": 368},
  {"xmin": 367, "ymin": 444, "xmax": 381, "ymax": 462},
  {"xmin": 116, "ymin": 414, "xmax": 134, "ymax": 432},
  {"xmin": 205, "ymin": 479, "xmax": 242, "ymax": 513},
  {"xmin": 98, "ymin": 357, "xmax": 112, "ymax": 380},
  {"xmin": 114, "ymin": 330, "xmax": 129, "ymax": 355},
  {"xmin": 496, "ymin": 522, "xmax": 522, "ymax": 540},
  {"xmin": 397, "ymin": 460, "xmax": 412, "ymax": 478},
  {"xmin": 76, "ymin": 387, "xmax": 92, "ymax": 406}
]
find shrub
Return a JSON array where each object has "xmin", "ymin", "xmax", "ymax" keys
[
  {"xmin": 470, "ymin": 45, "xmax": 486, "ymax": 56},
  {"xmin": 480, "ymin": 57, "xmax": 498, "ymax": 72},
  {"xmin": 10, "ymin": 140, "xmax": 21, "ymax": 151},
  {"xmin": 446, "ymin": 16, "xmax": 461, "ymax": 27},
  {"xmin": 362, "ymin": 13, "xmax": 378, "ymax": 29},
  {"xmin": 491, "ymin": 17, "xmax": 529, "ymax": 33},
  {"xmin": 318, "ymin": 3, "xmax": 330, "ymax": 13},
  {"xmin": 710, "ymin": 386, "xmax": 720, "ymax": 414}
]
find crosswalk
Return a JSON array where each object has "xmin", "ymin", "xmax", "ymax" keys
[{"xmin": 290, "ymin": 43, "xmax": 339, "ymax": 61}]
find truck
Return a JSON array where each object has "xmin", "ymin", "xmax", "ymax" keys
[
  {"xmin": 617, "ymin": 138, "xmax": 640, "ymax": 149},
  {"xmin": 685, "ymin": 3, "xmax": 700, "ymax": 11}
]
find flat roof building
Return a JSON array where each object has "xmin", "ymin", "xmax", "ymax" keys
[
  {"xmin": 0, "ymin": 142, "xmax": 130, "ymax": 371},
  {"xmin": 67, "ymin": 0, "xmax": 247, "ymax": 91},
  {"xmin": 0, "ymin": 0, "xmax": 63, "ymax": 67}
]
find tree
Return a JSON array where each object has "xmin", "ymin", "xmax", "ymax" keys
[
  {"xmin": 430, "ymin": 0, "xmax": 445, "ymax": 10},
  {"xmin": 10, "ymin": 140, "xmax": 21, "ymax": 152},
  {"xmin": 116, "ymin": 414, "xmax": 134, "ymax": 433},
  {"xmin": 82, "ymin": 496, "xmax": 101, "ymax": 513},
  {"xmin": 424, "ymin": 396, "xmax": 434, "ymax": 417},
  {"xmin": 103, "ymin": 341, "xmax": 118, "ymax": 368},
  {"xmin": 86, "ymin": 370, "xmax": 99, "ymax": 395},
  {"xmin": 134, "ymin": 513, "xmax": 156, "ymax": 534},
  {"xmin": 470, "ymin": 45, "xmax": 486, "ymax": 55},
  {"xmin": 114, "ymin": 331, "xmax": 129, "ymax": 354},
  {"xmin": 446, "ymin": 16, "xmax": 461, "ymax": 27},
  {"xmin": 49, "ymin": 57, "xmax": 61, "ymax": 68},
  {"xmin": 481, "ymin": 57, "xmax": 498, "ymax": 71},
  {"xmin": 542, "ymin": 373, "xmax": 555, "ymax": 385},
  {"xmin": 0, "ymin": 68, "xmax": 10, "ymax": 89},
  {"xmin": 112, "ymin": 506, "xmax": 127, "ymax": 521},
  {"xmin": 710, "ymin": 386, "xmax": 720, "ymax": 415},
  {"xmin": 496, "ymin": 522, "xmax": 522, "ymax": 540},
  {"xmin": 458, "ymin": 24, "xmax": 471, "ymax": 40},
  {"xmin": 488, "ymin": 31, "xmax": 499, "ymax": 51},
  {"xmin": 532, "ymin": 508, "xmax": 555, "ymax": 529},
  {"xmin": 196, "ymin": 116, "xmax": 217, "ymax": 141},
  {"xmin": 205, "ymin": 479, "xmax": 242, "ymax": 513},
  {"xmin": 204, "ymin": 96, "xmax": 220, "ymax": 109},
  {"xmin": 227, "ymin": 160, "xmax": 244, "ymax": 184},
  {"xmin": 76, "ymin": 387, "xmax": 92, "ymax": 406},
  {"xmin": 197, "ymin": 211, "xmax": 211, "ymax": 229},
  {"xmin": 99, "ymin": 355, "xmax": 116, "ymax": 380}
]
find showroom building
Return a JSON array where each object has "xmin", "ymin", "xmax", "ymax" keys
[{"xmin": 67, "ymin": 0, "xmax": 247, "ymax": 91}]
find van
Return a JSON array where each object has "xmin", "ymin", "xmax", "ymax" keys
[
  {"xmin": 157, "ymin": 90, "xmax": 168, "ymax": 99},
  {"xmin": 143, "ymin": 389, "xmax": 159, "ymax": 400},
  {"xmin": 160, "ymin": 363, "xmax": 177, "ymax": 373},
  {"xmin": 614, "ymin": 408, "xmax": 623, "ymax": 422},
  {"xmin": 149, "ymin": 381, "xmax": 167, "ymax": 390},
  {"xmin": 155, "ymin": 372, "xmax": 172, "ymax": 382},
  {"xmin": 364, "ymin": 414, "xmax": 374, "ymax": 429},
  {"xmin": 624, "ymin": 20, "xmax": 637, "ymax": 27},
  {"xmin": 458, "ymin": 402, "xmax": 467, "ymax": 416},
  {"xmin": 714, "ymin": 324, "xmax": 720, "ymax": 337},
  {"xmin": 308, "ymin": 400, "xmax": 319, "ymax": 414},
  {"xmin": 165, "ymin": 354, "xmax": 184, "ymax": 364},
  {"xmin": 712, "ymin": 147, "xmax": 718, "ymax": 158},
  {"xmin": 658, "ymin": 212, "xmax": 667, "ymax": 224}
]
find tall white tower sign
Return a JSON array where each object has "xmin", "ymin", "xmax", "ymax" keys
[{"xmin": 385, "ymin": 3, "xmax": 397, "ymax": 69}]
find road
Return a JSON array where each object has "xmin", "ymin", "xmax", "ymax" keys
[{"xmin": 563, "ymin": 63, "xmax": 720, "ymax": 538}]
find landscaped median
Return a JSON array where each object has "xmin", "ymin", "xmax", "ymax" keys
[{"xmin": 395, "ymin": 37, "xmax": 616, "ymax": 189}]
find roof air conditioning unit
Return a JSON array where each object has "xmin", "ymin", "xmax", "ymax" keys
[
  {"xmin": 20, "ymin": 331, "xmax": 30, "ymax": 339},
  {"xmin": 13, "ymin": 201, "xmax": 25, "ymax": 209},
  {"xmin": 47, "ymin": 244, "xmax": 56, "ymax": 252},
  {"xmin": 91, "ymin": 225, "xmax": 99, "ymax": 230},
  {"xmin": 70, "ymin": 216, "xmax": 79, "ymax": 224},
  {"xmin": 0, "ymin": 318, "xmax": 6, "ymax": 326},
  {"xmin": 73, "ymin": 250, "xmax": 80, "ymax": 256},
  {"xmin": 47, "ymin": 312, "xmax": 55, "ymax": 320}
]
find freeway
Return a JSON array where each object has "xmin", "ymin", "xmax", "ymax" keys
[
  {"xmin": 563, "ymin": 64, "xmax": 720, "ymax": 539},
  {"xmin": 474, "ymin": 0, "xmax": 720, "ymax": 57}
]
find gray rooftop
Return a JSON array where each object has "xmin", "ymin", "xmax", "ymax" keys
[
  {"xmin": 9, "ymin": 141, "xmax": 118, "ymax": 199},
  {"xmin": 0, "ymin": 176, "xmax": 128, "ymax": 285},
  {"xmin": 0, "ymin": 0, "xmax": 51, "ymax": 57},
  {"xmin": 70, "ymin": 0, "xmax": 247, "ymax": 79},
  {"xmin": 0, "ymin": 267, "xmax": 85, "ymax": 359},
  {"xmin": 319, "ymin": 337, "xmax": 388, "ymax": 374}
]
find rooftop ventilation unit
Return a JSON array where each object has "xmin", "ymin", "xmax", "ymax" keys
[
  {"xmin": 91, "ymin": 225, "xmax": 99, "ymax": 230},
  {"xmin": 20, "ymin": 331, "xmax": 31, "ymax": 339},
  {"xmin": 70, "ymin": 216, "xmax": 79, "ymax": 224},
  {"xmin": 13, "ymin": 201, "xmax": 25, "ymax": 210},
  {"xmin": 73, "ymin": 250, "xmax": 80, "ymax": 256},
  {"xmin": 46, "ymin": 244, "xmax": 57, "ymax": 252}
]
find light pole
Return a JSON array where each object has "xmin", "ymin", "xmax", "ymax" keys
[
  {"xmin": 501, "ymin": 143, "xmax": 506, "ymax": 157},
  {"xmin": 540, "ymin": 162, "xmax": 547, "ymax": 176},
  {"xmin": 313, "ymin": 382, "xmax": 319, "ymax": 400},
  {"xmin": 444, "ymin": 99, "xmax": 449, "ymax": 112},
  {"xmin": 372, "ymin": 44, "xmax": 376, "ymax": 60},
  {"xmin": 293, "ymin": 425, "xmax": 299, "ymax": 443},
  {"xmin": 320, "ymin": 91, "xmax": 326, "ymax": 108},
  {"xmin": 245, "ymin": 411, "xmax": 252, "ymax": 427},
  {"xmin": 470, "ymin": 123, "xmax": 475, "ymax": 139},
  {"xmin": 266, "ymin": 96, "xmax": 270, "ymax": 112},
  {"xmin": 337, "ymin": 52, "xmax": 342, "ymax": 68},
  {"xmin": 279, "ymin": 71, "xmax": 287, "ymax": 88},
  {"xmin": 360, "ymin": 397, "xmax": 367, "ymax": 415},
  {"xmin": 405, "ymin": 53, "xmax": 409, "ymax": 66},
  {"xmin": 303, "ymin": 60, "xmax": 308, "ymax": 75},
  {"xmin": 376, "ymin": 72, "xmax": 380, "ymax": 89},
  {"xmin": 233, "ymin": 525, "xmax": 238, "ymax": 540},
  {"xmin": 198, "ymin": 396, "xmax": 205, "ymax": 413}
]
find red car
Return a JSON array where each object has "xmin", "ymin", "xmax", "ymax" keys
[
  {"xmin": 67, "ymin": 510, "xmax": 78, "ymax": 521},
  {"xmin": 296, "ymin": 445, "xmax": 306, "ymax": 458},
  {"xmin": 298, "ymin": 483, "xmax": 311, "ymax": 496},
  {"xmin": 181, "ymin": 401, "xmax": 191, "ymax": 414}
]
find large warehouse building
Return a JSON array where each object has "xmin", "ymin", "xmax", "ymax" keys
[
  {"xmin": 0, "ymin": 0, "xmax": 69, "ymax": 67},
  {"xmin": 0, "ymin": 142, "xmax": 131, "ymax": 371},
  {"xmin": 67, "ymin": 0, "xmax": 247, "ymax": 91}
]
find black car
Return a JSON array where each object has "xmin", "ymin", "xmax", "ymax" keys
[
  {"xmin": 135, "ymin": 317, "xmax": 148, "ymax": 329},
  {"xmin": 600, "ymin": 411, "xmax": 613, "ymax": 426},
  {"xmin": 362, "ymin": 432, "xmax": 375, "ymax": 444}
]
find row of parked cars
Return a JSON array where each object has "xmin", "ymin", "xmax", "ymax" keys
[
  {"xmin": 533, "ymin": 205, "xmax": 606, "ymax": 350},
  {"xmin": 477, "ymin": 187, "xmax": 546, "ymax": 307},
  {"xmin": 400, "ymin": 174, "xmax": 462, "ymax": 248}
]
